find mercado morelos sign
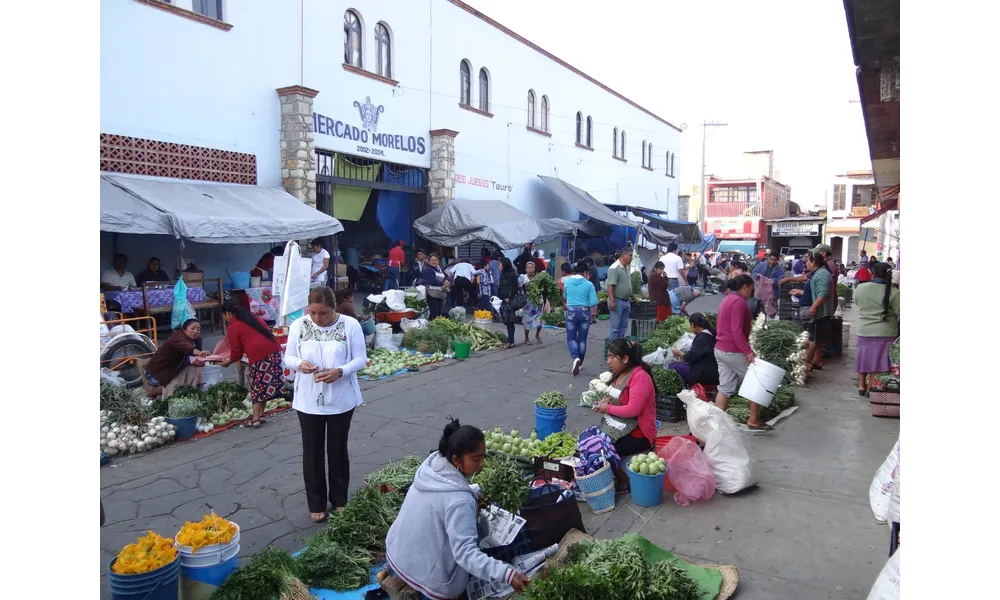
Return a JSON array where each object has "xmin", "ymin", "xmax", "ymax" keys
[{"xmin": 313, "ymin": 96, "xmax": 429, "ymax": 169}]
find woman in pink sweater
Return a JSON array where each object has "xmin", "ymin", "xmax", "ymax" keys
[
  {"xmin": 714, "ymin": 274, "xmax": 771, "ymax": 430},
  {"xmin": 593, "ymin": 338, "xmax": 658, "ymax": 491}
]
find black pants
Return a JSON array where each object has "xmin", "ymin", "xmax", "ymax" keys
[
  {"xmin": 428, "ymin": 296, "xmax": 444, "ymax": 319},
  {"xmin": 614, "ymin": 434, "xmax": 653, "ymax": 458},
  {"xmin": 298, "ymin": 408, "xmax": 354, "ymax": 512},
  {"xmin": 505, "ymin": 322, "xmax": 516, "ymax": 345},
  {"xmin": 453, "ymin": 276, "xmax": 475, "ymax": 306}
]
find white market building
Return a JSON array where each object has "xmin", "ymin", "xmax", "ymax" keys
[{"xmin": 101, "ymin": 0, "xmax": 683, "ymax": 277}]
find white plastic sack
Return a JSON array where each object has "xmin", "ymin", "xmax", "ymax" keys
[
  {"xmin": 888, "ymin": 459, "xmax": 900, "ymax": 524},
  {"xmin": 382, "ymin": 289, "xmax": 408, "ymax": 311},
  {"xmin": 680, "ymin": 390, "xmax": 758, "ymax": 494},
  {"xmin": 375, "ymin": 328, "xmax": 398, "ymax": 351},
  {"xmin": 100, "ymin": 368, "xmax": 126, "ymax": 387},
  {"xmin": 643, "ymin": 347, "xmax": 671, "ymax": 366},
  {"xmin": 869, "ymin": 439, "xmax": 900, "ymax": 523},
  {"xmin": 410, "ymin": 286, "xmax": 428, "ymax": 302},
  {"xmin": 489, "ymin": 295, "xmax": 502, "ymax": 312},
  {"xmin": 668, "ymin": 332, "xmax": 696, "ymax": 363},
  {"xmin": 400, "ymin": 318, "xmax": 428, "ymax": 332},
  {"xmin": 202, "ymin": 364, "xmax": 224, "ymax": 388},
  {"xmin": 866, "ymin": 549, "xmax": 900, "ymax": 600}
]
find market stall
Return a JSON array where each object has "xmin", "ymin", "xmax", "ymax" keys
[{"xmin": 413, "ymin": 199, "xmax": 542, "ymax": 249}]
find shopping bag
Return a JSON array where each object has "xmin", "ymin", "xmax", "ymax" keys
[
  {"xmin": 520, "ymin": 485, "xmax": 585, "ymax": 549},
  {"xmin": 170, "ymin": 279, "xmax": 195, "ymax": 329}
]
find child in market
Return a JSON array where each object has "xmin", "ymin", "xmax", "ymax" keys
[{"xmin": 477, "ymin": 259, "xmax": 494, "ymax": 311}]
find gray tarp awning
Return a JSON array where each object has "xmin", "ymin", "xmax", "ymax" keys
[
  {"xmin": 100, "ymin": 175, "xmax": 173, "ymax": 235},
  {"xmin": 537, "ymin": 176, "xmax": 678, "ymax": 246},
  {"xmin": 102, "ymin": 174, "xmax": 344, "ymax": 243},
  {"xmin": 414, "ymin": 199, "xmax": 542, "ymax": 249},
  {"xmin": 631, "ymin": 209, "xmax": 716, "ymax": 251},
  {"xmin": 535, "ymin": 218, "xmax": 610, "ymax": 242}
]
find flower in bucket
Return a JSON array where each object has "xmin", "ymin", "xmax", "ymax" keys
[
  {"xmin": 112, "ymin": 531, "xmax": 178, "ymax": 575},
  {"xmin": 176, "ymin": 513, "xmax": 238, "ymax": 552}
]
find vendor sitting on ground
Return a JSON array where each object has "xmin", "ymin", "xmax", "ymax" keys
[
  {"xmin": 668, "ymin": 312, "xmax": 720, "ymax": 388},
  {"xmin": 593, "ymin": 338, "xmax": 658, "ymax": 492},
  {"xmin": 383, "ymin": 420, "xmax": 531, "ymax": 599},
  {"xmin": 669, "ymin": 284, "xmax": 701, "ymax": 317},
  {"xmin": 144, "ymin": 318, "xmax": 210, "ymax": 397}
]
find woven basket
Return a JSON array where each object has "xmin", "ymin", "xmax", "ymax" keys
[
  {"xmin": 869, "ymin": 391, "xmax": 900, "ymax": 419},
  {"xmin": 576, "ymin": 453, "xmax": 616, "ymax": 515}
]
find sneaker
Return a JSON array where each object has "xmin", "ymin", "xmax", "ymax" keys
[{"xmin": 572, "ymin": 358, "xmax": 582, "ymax": 376}]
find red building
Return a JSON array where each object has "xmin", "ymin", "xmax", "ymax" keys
[{"xmin": 704, "ymin": 175, "xmax": 791, "ymax": 250}]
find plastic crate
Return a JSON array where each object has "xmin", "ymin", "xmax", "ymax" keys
[
  {"xmin": 631, "ymin": 301, "xmax": 658, "ymax": 321},
  {"xmin": 777, "ymin": 300, "xmax": 800, "ymax": 321},
  {"xmin": 630, "ymin": 319, "xmax": 657, "ymax": 341},
  {"xmin": 655, "ymin": 395, "xmax": 686, "ymax": 423},
  {"xmin": 869, "ymin": 390, "xmax": 900, "ymax": 418}
]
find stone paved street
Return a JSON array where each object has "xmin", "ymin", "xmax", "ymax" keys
[{"xmin": 100, "ymin": 305, "xmax": 898, "ymax": 600}]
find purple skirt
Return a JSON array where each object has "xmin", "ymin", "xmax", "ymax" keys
[{"xmin": 856, "ymin": 336, "xmax": 895, "ymax": 374}]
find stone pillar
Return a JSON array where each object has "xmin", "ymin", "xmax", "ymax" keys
[
  {"xmin": 276, "ymin": 85, "xmax": 319, "ymax": 207},
  {"xmin": 429, "ymin": 129, "xmax": 459, "ymax": 209}
]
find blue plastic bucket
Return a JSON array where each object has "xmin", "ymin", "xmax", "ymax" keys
[
  {"xmin": 108, "ymin": 556, "xmax": 180, "ymax": 600},
  {"xmin": 179, "ymin": 556, "xmax": 237, "ymax": 600},
  {"xmin": 626, "ymin": 464, "xmax": 667, "ymax": 507},
  {"xmin": 534, "ymin": 406, "xmax": 568, "ymax": 441},
  {"xmin": 229, "ymin": 271, "xmax": 251, "ymax": 289},
  {"xmin": 361, "ymin": 316, "xmax": 377, "ymax": 336},
  {"xmin": 167, "ymin": 416, "xmax": 198, "ymax": 441}
]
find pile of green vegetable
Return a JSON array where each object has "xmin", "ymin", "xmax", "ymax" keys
[
  {"xmin": 526, "ymin": 272, "xmax": 561, "ymax": 305},
  {"xmin": 471, "ymin": 453, "xmax": 531, "ymax": 513},
  {"xmin": 484, "ymin": 426, "xmax": 542, "ymax": 458},
  {"xmin": 631, "ymin": 271, "xmax": 645, "ymax": 297},
  {"xmin": 629, "ymin": 452, "xmax": 667, "ymax": 475},
  {"xmin": 360, "ymin": 348, "xmax": 444, "ymax": 379},
  {"xmin": 701, "ymin": 312, "xmax": 718, "ymax": 330},
  {"xmin": 402, "ymin": 318, "xmax": 503, "ymax": 354},
  {"xmin": 598, "ymin": 290, "xmax": 609, "ymax": 303},
  {"xmin": 534, "ymin": 391, "xmax": 568, "ymax": 409},
  {"xmin": 212, "ymin": 547, "xmax": 312, "ymax": 600},
  {"xmin": 524, "ymin": 537, "xmax": 699, "ymax": 600},
  {"xmin": 725, "ymin": 385, "xmax": 796, "ymax": 424},
  {"xmin": 364, "ymin": 455, "xmax": 424, "ymax": 491},
  {"xmin": 749, "ymin": 324, "xmax": 807, "ymax": 385},
  {"xmin": 100, "ymin": 383, "xmax": 154, "ymax": 426},
  {"xmin": 542, "ymin": 307, "xmax": 565, "ymax": 326},
  {"xmin": 404, "ymin": 294, "xmax": 427, "ymax": 312},
  {"xmin": 645, "ymin": 316, "xmax": 691, "ymax": 352},
  {"xmin": 651, "ymin": 367, "xmax": 685, "ymax": 396}
]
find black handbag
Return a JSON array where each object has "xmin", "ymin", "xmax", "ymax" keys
[
  {"xmin": 520, "ymin": 485, "xmax": 586, "ymax": 548},
  {"xmin": 511, "ymin": 291, "xmax": 528, "ymax": 311}
]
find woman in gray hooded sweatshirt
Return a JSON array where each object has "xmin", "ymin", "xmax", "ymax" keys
[{"xmin": 384, "ymin": 421, "xmax": 531, "ymax": 599}]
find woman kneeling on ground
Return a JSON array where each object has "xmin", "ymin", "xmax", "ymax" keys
[
  {"xmin": 219, "ymin": 300, "xmax": 284, "ymax": 428},
  {"xmin": 668, "ymin": 312, "xmax": 720, "ymax": 389},
  {"xmin": 715, "ymin": 275, "xmax": 772, "ymax": 431},
  {"xmin": 593, "ymin": 338, "xmax": 658, "ymax": 492},
  {"xmin": 144, "ymin": 319, "xmax": 210, "ymax": 397},
  {"xmin": 383, "ymin": 420, "xmax": 531, "ymax": 599}
]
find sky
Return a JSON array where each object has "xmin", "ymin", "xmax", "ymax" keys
[{"xmin": 466, "ymin": 0, "xmax": 873, "ymax": 209}]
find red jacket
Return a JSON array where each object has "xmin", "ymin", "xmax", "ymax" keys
[
  {"xmin": 855, "ymin": 267, "xmax": 872, "ymax": 283},
  {"xmin": 607, "ymin": 368, "xmax": 658, "ymax": 444},
  {"xmin": 226, "ymin": 316, "xmax": 282, "ymax": 364},
  {"xmin": 388, "ymin": 246, "xmax": 405, "ymax": 267}
]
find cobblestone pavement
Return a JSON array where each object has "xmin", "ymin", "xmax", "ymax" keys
[{"xmin": 100, "ymin": 309, "xmax": 898, "ymax": 600}]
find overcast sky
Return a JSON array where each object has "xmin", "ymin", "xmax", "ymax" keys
[{"xmin": 466, "ymin": 0, "xmax": 872, "ymax": 208}]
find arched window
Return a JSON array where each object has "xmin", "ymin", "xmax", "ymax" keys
[
  {"xmin": 613, "ymin": 128, "xmax": 619, "ymax": 157},
  {"xmin": 648, "ymin": 144, "xmax": 653, "ymax": 168},
  {"xmin": 621, "ymin": 132, "xmax": 626, "ymax": 160},
  {"xmin": 642, "ymin": 141, "xmax": 647, "ymax": 166},
  {"xmin": 575, "ymin": 112, "xmax": 582, "ymax": 144},
  {"xmin": 541, "ymin": 96, "xmax": 549, "ymax": 132},
  {"xmin": 459, "ymin": 60, "xmax": 471, "ymax": 106},
  {"xmin": 478, "ymin": 68, "xmax": 490, "ymax": 112},
  {"xmin": 527, "ymin": 90, "xmax": 536, "ymax": 128},
  {"xmin": 344, "ymin": 10, "xmax": 362, "ymax": 68},
  {"xmin": 375, "ymin": 23, "xmax": 391, "ymax": 78},
  {"xmin": 586, "ymin": 116, "xmax": 593, "ymax": 147}
]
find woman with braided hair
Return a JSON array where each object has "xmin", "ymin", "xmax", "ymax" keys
[{"xmin": 853, "ymin": 262, "xmax": 900, "ymax": 396}]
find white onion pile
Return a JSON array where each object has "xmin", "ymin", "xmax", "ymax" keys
[{"xmin": 100, "ymin": 410, "xmax": 176, "ymax": 456}]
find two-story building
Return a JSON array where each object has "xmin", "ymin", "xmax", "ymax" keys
[
  {"xmin": 101, "ymin": 0, "xmax": 682, "ymax": 277},
  {"xmin": 824, "ymin": 171, "xmax": 881, "ymax": 263},
  {"xmin": 703, "ymin": 174, "xmax": 791, "ymax": 256}
]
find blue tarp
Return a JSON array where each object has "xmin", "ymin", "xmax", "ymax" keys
[
  {"xmin": 376, "ymin": 191, "xmax": 412, "ymax": 245},
  {"xmin": 717, "ymin": 240, "xmax": 757, "ymax": 255}
]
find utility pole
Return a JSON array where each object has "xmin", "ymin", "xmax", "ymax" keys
[{"xmin": 699, "ymin": 120, "xmax": 728, "ymax": 232}]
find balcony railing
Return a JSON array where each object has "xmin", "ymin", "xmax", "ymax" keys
[{"xmin": 707, "ymin": 202, "xmax": 762, "ymax": 219}]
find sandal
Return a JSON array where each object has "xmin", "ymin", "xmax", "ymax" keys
[
  {"xmin": 811, "ymin": 363, "xmax": 824, "ymax": 371},
  {"xmin": 747, "ymin": 423, "xmax": 774, "ymax": 431},
  {"xmin": 310, "ymin": 512, "xmax": 327, "ymax": 523},
  {"xmin": 249, "ymin": 420, "xmax": 261, "ymax": 429},
  {"xmin": 858, "ymin": 389, "xmax": 868, "ymax": 397}
]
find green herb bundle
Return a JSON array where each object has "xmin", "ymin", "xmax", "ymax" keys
[
  {"xmin": 725, "ymin": 386, "xmax": 796, "ymax": 424},
  {"xmin": 404, "ymin": 295, "xmax": 427, "ymax": 311},
  {"xmin": 213, "ymin": 546, "xmax": 312, "ymax": 600},
  {"xmin": 651, "ymin": 367, "xmax": 685, "ymax": 396},
  {"xmin": 198, "ymin": 382, "xmax": 250, "ymax": 419},
  {"xmin": 631, "ymin": 271, "xmax": 645, "ymax": 296},
  {"xmin": 294, "ymin": 537, "xmax": 371, "ymax": 591},
  {"xmin": 525, "ymin": 272, "xmax": 560, "ymax": 306},
  {"xmin": 534, "ymin": 391, "xmax": 568, "ymax": 409},
  {"xmin": 645, "ymin": 316, "xmax": 691, "ymax": 351},
  {"xmin": 364, "ymin": 455, "xmax": 424, "ymax": 491},
  {"xmin": 471, "ymin": 454, "xmax": 530, "ymax": 514},
  {"xmin": 317, "ymin": 488, "xmax": 405, "ymax": 556},
  {"xmin": 100, "ymin": 383, "xmax": 154, "ymax": 426},
  {"xmin": 598, "ymin": 290, "xmax": 609, "ymax": 303},
  {"xmin": 542, "ymin": 308, "xmax": 565, "ymax": 326},
  {"xmin": 402, "ymin": 327, "xmax": 452, "ymax": 354},
  {"xmin": 165, "ymin": 395, "xmax": 201, "ymax": 419}
]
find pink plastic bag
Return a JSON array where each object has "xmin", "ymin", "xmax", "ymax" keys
[{"xmin": 657, "ymin": 437, "xmax": 716, "ymax": 506}]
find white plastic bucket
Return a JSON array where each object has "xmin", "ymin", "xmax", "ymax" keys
[
  {"xmin": 249, "ymin": 276, "xmax": 262, "ymax": 288},
  {"xmin": 738, "ymin": 358, "xmax": 786, "ymax": 408},
  {"xmin": 175, "ymin": 524, "xmax": 240, "ymax": 568}
]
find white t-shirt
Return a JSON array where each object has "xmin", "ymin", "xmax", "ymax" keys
[
  {"xmin": 283, "ymin": 314, "xmax": 367, "ymax": 415},
  {"xmin": 311, "ymin": 249, "xmax": 330, "ymax": 282},
  {"xmin": 102, "ymin": 269, "xmax": 137, "ymax": 288},
  {"xmin": 448, "ymin": 262, "xmax": 479, "ymax": 281},
  {"xmin": 661, "ymin": 253, "xmax": 685, "ymax": 279}
]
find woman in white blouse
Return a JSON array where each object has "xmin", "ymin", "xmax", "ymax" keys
[{"xmin": 283, "ymin": 286, "xmax": 367, "ymax": 523}]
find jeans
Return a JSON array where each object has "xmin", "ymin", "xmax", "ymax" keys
[
  {"xmin": 608, "ymin": 299, "xmax": 631, "ymax": 340},
  {"xmin": 669, "ymin": 290, "xmax": 683, "ymax": 314},
  {"xmin": 385, "ymin": 266, "xmax": 400, "ymax": 290},
  {"xmin": 668, "ymin": 278, "xmax": 680, "ymax": 291},
  {"xmin": 565, "ymin": 306, "xmax": 591, "ymax": 361},
  {"xmin": 506, "ymin": 322, "xmax": 516, "ymax": 345}
]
